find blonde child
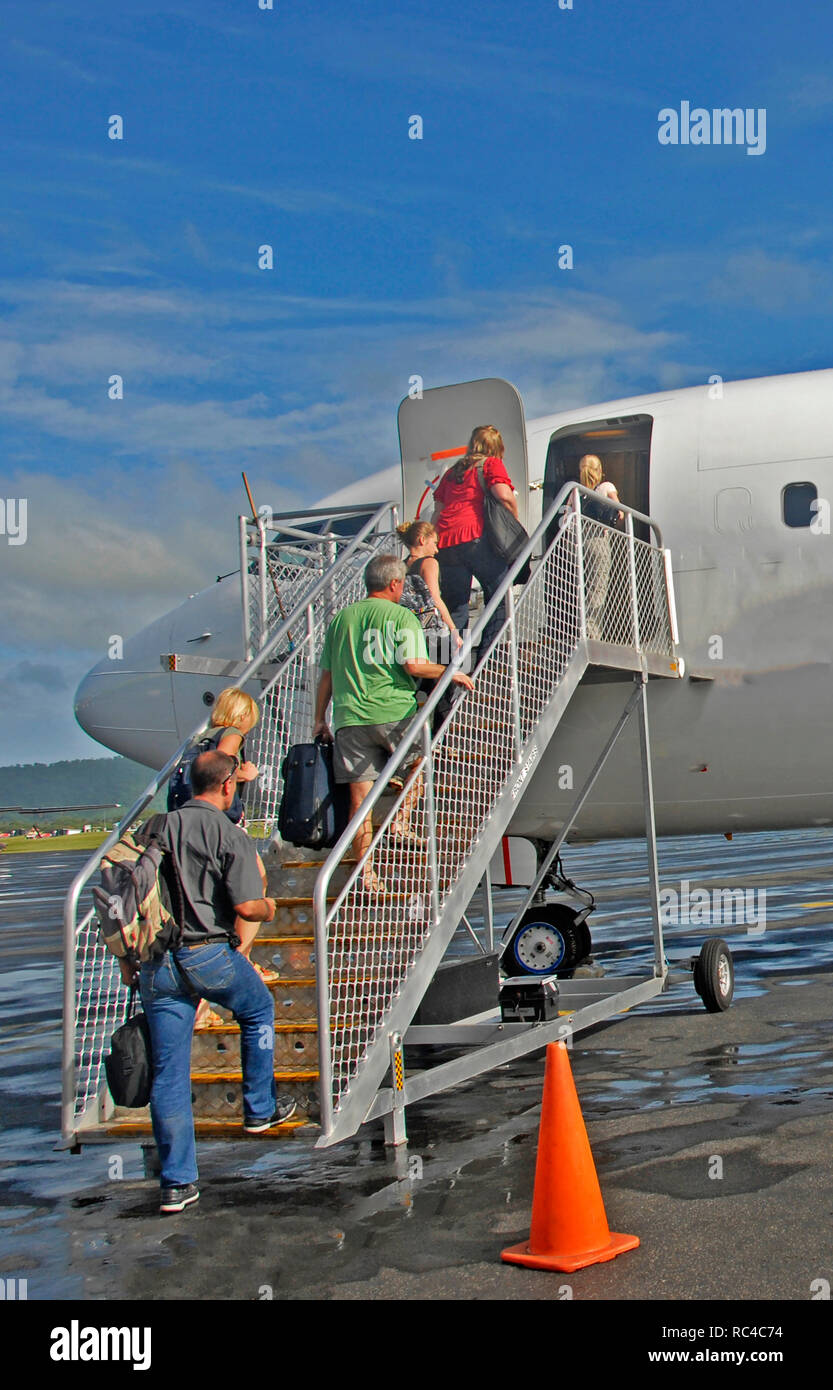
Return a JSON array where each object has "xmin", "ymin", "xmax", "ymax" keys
[{"xmin": 193, "ymin": 688, "xmax": 279, "ymax": 1025}]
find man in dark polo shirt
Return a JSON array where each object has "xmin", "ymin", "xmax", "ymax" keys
[{"xmin": 136, "ymin": 749, "xmax": 296, "ymax": 1214}]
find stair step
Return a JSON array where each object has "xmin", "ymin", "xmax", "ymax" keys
[
  {"xmin": 194, "ymin": 1021, "xmax": 318, "ymax": 1033},
  {"xmin": 191, "ymin": 1071, "xmax": 320, "ymax": 1121},
  {"xmin": 192, "ymin": 1023, "xmax": 319, "ymax": 1071},
  {"xmin": 265, "ymin": 861, "xmax": 357, "ymax": 897},
  {"xmin": 192, "ymin": 1069, "xmax": 319, "ymax": 1084},
  {"xmin": 106, "ymin": 1114, "xmax": 311, "ymax": 1139},
  {"xmin": 270, "ymin": 896, "xmax": 337, "ymax": 906},
  {"xmin": 250, "ymin": 936, "xmax": 315, "ymax": 978},
  {"xmin": 205, "ymin": 978, "xmax": 317, "ymax": 1023}
]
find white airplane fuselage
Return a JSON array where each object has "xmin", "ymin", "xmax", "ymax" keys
[{"xmin": 74, "ymin": 368, "xmax": 833, "ymax": 842}]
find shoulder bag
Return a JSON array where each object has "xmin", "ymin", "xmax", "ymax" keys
[
  {"xmin": 104, "ymin": 987, "xmax": 153, "ymax": 1107},
  {"xmin": 477, "ymin": 466, "xmax": 531, "ymax": 574}
]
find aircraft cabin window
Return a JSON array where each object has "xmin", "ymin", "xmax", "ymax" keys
[{"xmin": 782, "ymin": 482, "xmax": 817, "ymax": 528}]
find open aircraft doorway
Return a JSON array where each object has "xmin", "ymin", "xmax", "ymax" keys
[{"xmin": 543, "ymin": 414, "xmax": 653, "ymax": 547}]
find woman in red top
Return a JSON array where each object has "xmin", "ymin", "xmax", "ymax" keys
[{"xmin": 432, "ymin": 425, "xmax": 519, "ymax": 656}]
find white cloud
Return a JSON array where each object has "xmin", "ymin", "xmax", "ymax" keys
[
  {"xmin": 710, "ymin": 250, "xmax": 833, "ymax": 313},
  {"xmin": 0, "ymin": 463, "xmax": 294, "ymax": 655},
  {"xmin": 8, "ymin": 38, "xmax": 99, "ymax": 86},
  {"xmin": 23, "ymin": 333, "xmax": 218, "ymax": 383}
]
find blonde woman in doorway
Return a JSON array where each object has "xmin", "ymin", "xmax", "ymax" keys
[{"xmin": 578, "ymin": 454, "xmax": 622, "ymax": 640}]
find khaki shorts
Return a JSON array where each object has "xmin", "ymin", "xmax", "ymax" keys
[{"xmin": 334, "ymin": 718, "xmax": 419, "ymax": 784}]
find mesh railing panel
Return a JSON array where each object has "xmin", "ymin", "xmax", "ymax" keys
[
  {"xmin": 318, "ymin": 510, "xmax": 675, "ymax": 1122},
  {"xmin": 633, "ymin": 535, "xmax": 674, "ymax": 655},
  {"xmin": 245, "ymin": 536, "xmax": 328, "ymax": 656},
  {"xmin": 73, "ymin": 909, "xmax": 122, "ymax": 1124},
  {"xmin": 580, "ymin": 517, "xmax": 635, "ymax": 646},
  {"xmin": 516, "ymin": 531, "xmax": 582, "ymax": 741}
]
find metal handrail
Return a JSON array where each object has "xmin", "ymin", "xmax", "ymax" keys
[
  {"xmin": 61, "ymin": 498, "xmax": 398, "ymax": 1143},
  {"xmin": 247, "ymin": 519, "xmax": 372, "ymax": 546},
  {"xmin": 312, "ymin": 482, "xmax": 673, "ymax": 1138},
  {"xmin": 265, "ymin": 502, "xmax": 401, "ymax": 523}
]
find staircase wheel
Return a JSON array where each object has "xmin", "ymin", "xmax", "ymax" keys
[
  {"xmin": 693, "ymin": 938, "xmax": 735, "ymax": 1012},
  {"xmin": 504, "ymin": 904, "xmax": 582, "ymax": 977}
]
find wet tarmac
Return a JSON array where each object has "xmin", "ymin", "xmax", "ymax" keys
[{"xmin": 3, "ymin": 831, "xmax": 833, "ymax": 1304}]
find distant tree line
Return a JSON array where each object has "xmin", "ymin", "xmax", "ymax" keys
[{"xmin": 0, "ymin": 757, "xmax": 165, "ymax": 830}]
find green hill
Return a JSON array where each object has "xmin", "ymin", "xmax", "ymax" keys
[{"xmin": 0, "ymin": 757, "xmax": 166, "ymax": 831}]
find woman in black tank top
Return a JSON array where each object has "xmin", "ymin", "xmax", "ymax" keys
[{"xmin": 396, "ymin": 519, "xmax": 461, "ymax": 662}]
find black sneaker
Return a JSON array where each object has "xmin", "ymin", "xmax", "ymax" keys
[
  {"xmin": 159, "ymin": 1182, "xmax": 199, "ymax": 1214},
  {"xmin": 243, "ymin": 1097, "xmax": 298, "ymax": 1132}
]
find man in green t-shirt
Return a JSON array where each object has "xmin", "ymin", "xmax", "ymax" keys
[{"xmin": 314, "ymin": 554, "xmax": 474, "ymax": 891}]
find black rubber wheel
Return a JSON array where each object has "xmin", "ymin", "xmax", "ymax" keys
[
  {"xmin": 693, "ymin": 938, "xmax": 734, "ymax": 1012},
  {"xmin": 574, "ymin": 918, "xmax": 592, "ymax": 961},
  {"xmin": 501, "ymin": 904, "xmax": 582, "ymax": 976}
]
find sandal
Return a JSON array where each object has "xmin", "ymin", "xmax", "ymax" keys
[
  {"xmin": 195, "ymin": 1005, "xmax": 225, "ymax": 1030},
  {"xmin": 251, "ymin": 962, "xmax": 280, "ymax": 986}
]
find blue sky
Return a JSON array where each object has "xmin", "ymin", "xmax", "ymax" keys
[{"xmin": 2, "ymin": 0, "xmax": 833, "ymax": 762}]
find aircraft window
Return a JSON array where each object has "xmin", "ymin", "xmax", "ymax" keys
[{"xmin": 782, "ymin": 482, "xmax": 817, "ymax": 528}]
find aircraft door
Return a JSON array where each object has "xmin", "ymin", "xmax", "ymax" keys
[{"xmin": 398, "ymin": 378, "xmax": 529, "ymax": 528}]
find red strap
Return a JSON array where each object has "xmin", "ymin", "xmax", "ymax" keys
[{"xmin": 502, "ymin": 837, "xmax": 513, "ymax": 886}]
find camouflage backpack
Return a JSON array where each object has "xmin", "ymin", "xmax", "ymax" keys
[{"xmin": 92, "ymin": 815, "xmax": 182, "ymax": 963}]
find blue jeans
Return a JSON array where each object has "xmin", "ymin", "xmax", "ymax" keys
[
  {"xmin": 139, "ymin": 942, "xmax": 276, "ymax": 1187},
  {"xmin": 438, "ymin": 536, "xmax": 509, "ymax": 655}
]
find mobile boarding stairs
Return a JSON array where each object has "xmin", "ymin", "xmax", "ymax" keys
[{"xmin": 62, "ymin": 484, "xmax": 704, "ymax": 1153}]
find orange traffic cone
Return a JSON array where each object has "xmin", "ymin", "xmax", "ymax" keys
[{"xmin": 501, "ymin": 1040, "xmax": 639, "ymax": 1272}]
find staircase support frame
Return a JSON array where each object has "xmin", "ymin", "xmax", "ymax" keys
[{"xmin": 314, "ymin": 485, "xmax": 679, "ymax": 1148}]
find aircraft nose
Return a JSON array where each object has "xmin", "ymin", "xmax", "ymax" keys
[{"xmin": 74, "ymin": 633, "xmax": 179, "ymax": 770}]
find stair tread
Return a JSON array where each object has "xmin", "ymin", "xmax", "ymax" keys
[
  {"xmin": 271, "ymin": 896, "xmax": 337, "ymax": 906},
  {"xmin": 256, "ymin": 935, "xmax": 314, "ymax": 943},
  {"xmin": 104, "ymin": 1117, "xmax": 312, "ymax": 1137},
  {"xmin": 191, "ymin": 1068, "xmax": 319, "ymax": 1083},
  {"xmin": 277, "ymin": 859, "xmax": 358, "ymax": 868},
  {"xmin": 196, "ymin": 1021, "xmax": 317, "ymax": 1034},
  {"xmin": 257, "ymin": 932, "xmax": 407, "ymax": 944}
]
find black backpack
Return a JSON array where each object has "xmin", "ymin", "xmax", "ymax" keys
[{"xmin": 167, "ymin": 728, "xmax": 245, "ymax": 823}]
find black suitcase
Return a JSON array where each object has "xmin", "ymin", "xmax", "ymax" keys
[{"xmin": 278, "ymin": 738, "xmax": 350, "ymax": 850}]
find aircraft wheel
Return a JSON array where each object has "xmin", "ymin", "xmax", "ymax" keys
[
  {"xmin": 693, "ymin": 938, "xmax": 734, "ymax": 1012},
  {"xmin": 574, "ymin": 918, "xmax": 592, "ymax": 961},
  {"xmin": 502, "ymin": 904, "xmax": 582, "ymax": 976}
]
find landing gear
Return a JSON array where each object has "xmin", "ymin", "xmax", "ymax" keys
[
  {"xmin": 499, "ymin": 903, "xmax": 590, "ymax": 977},
  {"xmin": 573, "ymin": 916, "xmax": 592, "ymax": 962},
  {"xmin": 693, "ymin": 938, "xmax": 735, "ymax": 1013}
]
